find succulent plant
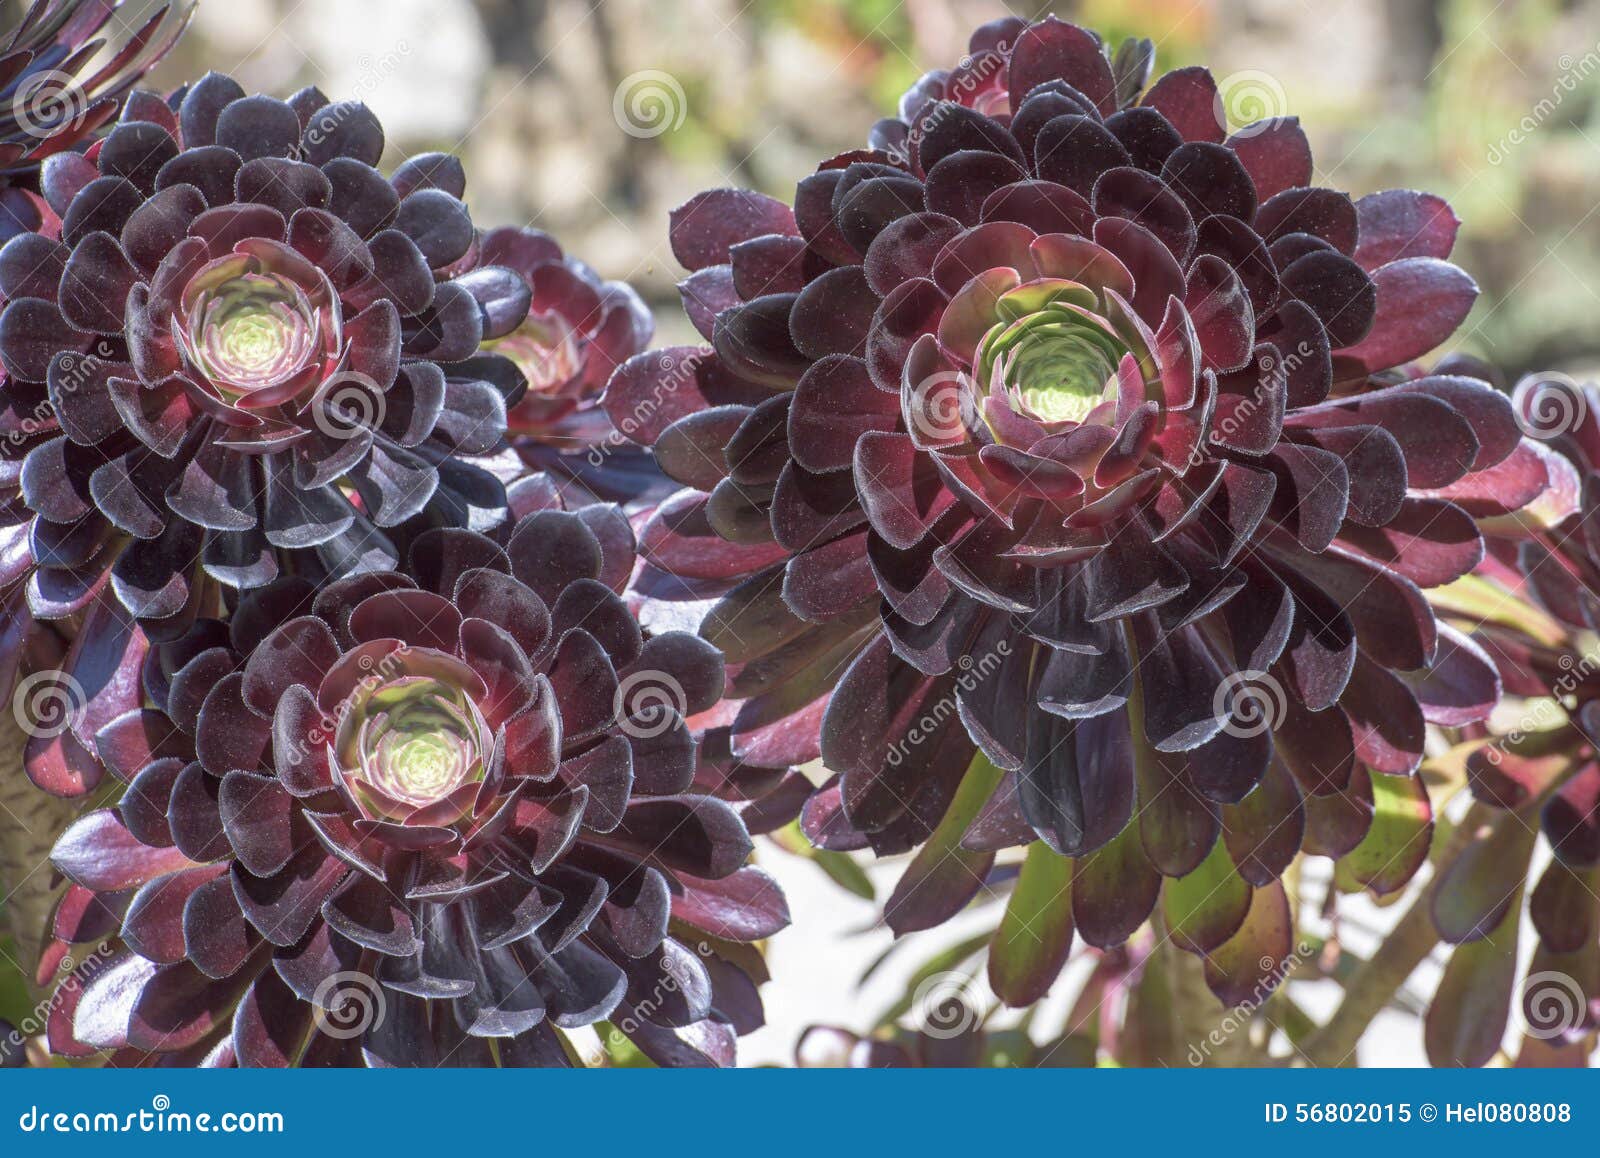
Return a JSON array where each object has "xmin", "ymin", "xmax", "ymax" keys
[
  {"xmin": 0, "ymin": 1, "xmax": 192, "ymax": 240},
  {"xmin": 39, "ymin": 483, "xmax": 786, "ymax": 1067},
  {"xmin": 476, "ymin": 226, "xmax": 667, "ymax": 513},
  {"xmin": 604, "ymin": 15, "xmax": 1555, "ymax": 1005},
  {"xmin": 1418, "ymin": 371, "xmax": 1599, "ymax": 1066},
  {"xmin": 0, "ymin": 74, "xmax": 534, "ymax": 642},
  {"xmin": 0, "ymin": 1, "xmax": 196, "ymax": 962}
]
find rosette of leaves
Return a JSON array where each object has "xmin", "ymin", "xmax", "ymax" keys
[
  {"xmin": 0, "ymin": 73, "xmax": 535, "ymax": 644},
  {"xmin": 0, "ymin": 0, "xmax": 192, "ymax": 240},
  {"xmin": 38, "ymin": 482, "xmax": 787, "ymax": 1067},
  {"xmin": 602, "ymin": 15, "xmax": 1553, "ymax": 1007},
  {"xmin": 474, "ymin": 226, "xmax": 667, "ymax": 513}
]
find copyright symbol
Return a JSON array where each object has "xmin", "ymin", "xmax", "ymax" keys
[{"xmin": 1419, "ymin": 1104, "xmax": 1437, "ymax": 1123}]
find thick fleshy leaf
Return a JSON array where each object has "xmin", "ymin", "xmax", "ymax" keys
[
  {"xmin": 1071, "ymin": 821, "xmax": 1160, "ymax": 948},
  {"xmin": 1353, "ymin": 189, "xmax": 1459, "ymax": 270},
  {"xmin": 1335, "ymin": 769, "xmax": 1433, "ymax": 896},
  {"xmin": 1425, "ymin": 898, "xmax": 1521, "ymax": 1067},
  {"xmin": 53, "ymin": 810, "xmax": 198, "ymax": 892},
  {"xmin": 884, "ymin": 752, "xmax": 1002, "ymax": 935},
  {"xmin": 1335, "ymin": 258, "xmax": 1477, "ymax": 372},
  {"xmin": 671, "ymin": 866, "xmax": 790, "ymax": 942},
  {"xmin": 671, "ymin": 190, "xmax": 798, "ymax": 271},
  {"xmin": 988, "ymin": 842, "xmax": 1074, "ymax": 1007},
  {"xmin": 1433, "ymin": 812, "xmax": 1539, "ymax": 944},
  {"xmin": 1162, "ymin": 837, "xmax": 1251, "ymax": 954},
  {"xmin": 1202, "ymin": 879, "xmax": 1294, "ymax": 1007}
]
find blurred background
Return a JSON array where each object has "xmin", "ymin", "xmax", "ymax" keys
[{"xmin": 5, "ymin": 0, "xmax": 1600, "ymax": 1066}]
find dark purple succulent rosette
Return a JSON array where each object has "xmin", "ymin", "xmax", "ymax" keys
[
  {"xmin": 478, "ymin": 225, "xmax": 670, "ymax": 514},
  {"xmin": 605, "ymin": 15, "xmax": 1554, "ymax": 1004},
  {"xmin": 0, "ymin": 72, "xmax": 535, "ymax": 643},
  {"xmin": 1414, "ymin": 372, "xmax": 1600, "ymax": 1066},
  {"xmin": 40, "ymin": 492, "xmax": 787, "ymax": 1067},
  {"xmin": 0, "ymin": 1, "xmax": 193, "ymax": 240}
]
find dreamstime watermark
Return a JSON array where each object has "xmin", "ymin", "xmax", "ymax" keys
[
  {"xmin": 588, "ymin": 939, "xmax": 718, "ymax": 1061},
  {"xmin": 1521, "ymin": 970, "xmax": 1591, "ymax": 1041},
  {"xmin": 1191, "ymin": 340, "xmax": 1316, "ymax": 468},
  {"xmin": 1185, "ymin": 940, "xmax": 1314, "ymax": 1066},
  {"xmin": 613, "ymin": 668, "xmax": 687, "ymax": 739},
  {"xmin": 10, "ymin": 69, "xmax": 88, "ymax": 140},
  {"xmin": 299, "ymin": 40, "xmax": 411, "ymax": 156},
  {"xmin": 612, "ymin": 70, "xmax": 687, "ymax": 138},
  {"xmin": 1487, "ymin": 43, "xmax": 1600, "ymax": 165},
  {"xmin": 1213, "ymin": 70, "xmax": 1288, "ymax": 137},
  {"xmin": 17, "ymin": 1095, "xmax": 283, "ymax": 1134},
  {"xmin": 903, "ymin": 369, "xmax": 970, "ymax": 444},
  {"xmin": 277, "ymin": 642, "xmax": 414, "ymax": 766},
  {"xmin": 1481, "ymin": 639, "xmax": 1600, "ymax": 765},
  {"xmin": 884, "ymin": 640, "xmax": 1012, "ymax": 767},
  {"xmin": 11, "ymin": 670, "xmax": 87, "ymax": 741},
  {"xmin": 311, "ymin": 971, "xmax": 387, "ymax": 1040},
  {"xmin": 1512, "ymin": 370, "xmax": 1588, "ymax": 440},
  {"xmin": 586, "ymin": 349, "xmax": 699, "ymax": 467},
  {"xmin": 881, "ymin": 39, "xmax": 1013, "ymax": 167},
  {"xmin": 5, "ymin": 348, "xmax": 112, "ymax": 449},
  {"xmin": 1, "ymin": 941, "xmax": 116, "ymax": 1065},
  {"xmin": 1213, "ymin": 669, "xmax": 1288, "ymax": 739},
  {"xmin": 912, "ymin": 971, "xmax": 990, "ymax": 1040}
]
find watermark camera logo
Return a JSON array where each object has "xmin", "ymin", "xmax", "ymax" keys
[
  {"xmin": 1213, "ymin": 70, "xmax": 1288, "ymax": 138},
  {"xmin": 1522, "ymin": 970, "xmax": 1590, "ymax": 1041},
  {"xmin": 1512, "ymin": 370, "xmax": 1588, "ymax": 440},
  {"xmin": 311, "ymin": 971, "xmax": 387, "ymax": 1040},
  {"xmin": 11, "ymin": 70, "xmax": 89, "ymax": 140},
  {"xmin": 613, "ymin": 669, "xmax": 687, "ymax": 739},
  {"xmin": 613, "ymin": 70, "xmax": 687, "ymax": 139},
  {"xmin": 903, "ymin": 369, "xmax": 969, "ymax": 445},
  {"xmin": 312, "ymin": 371, "xmax": 386, "ymax": 440},
  {"xmin": 12, "ymin": 671, "xmax": 87, "ymax": 741},
  {"xmin": 913, "ymin": 971, "xmax": 990, "ymax": 1040},
  {"xmin": 1212, "ymin": 669, "xmax": 1287, "ymax": 739}
]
